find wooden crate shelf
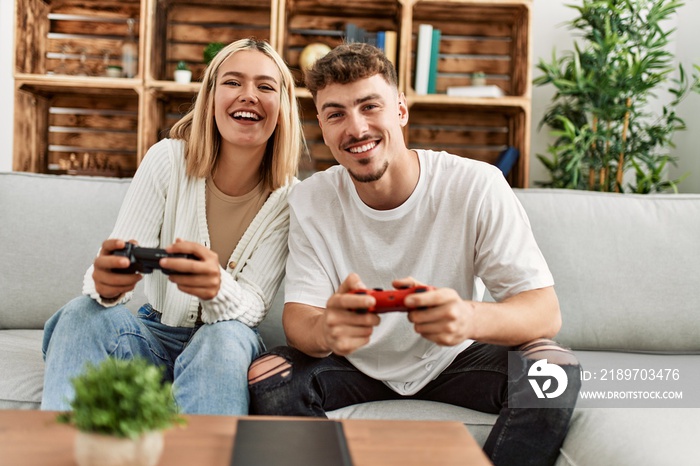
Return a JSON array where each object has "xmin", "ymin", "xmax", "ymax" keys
[
  {"xmin": 16, "ymin": 0, "xmax": 143, "ymax": 78},
  {"xmin": 406, "ymin": 0, "xmax": 530, "ymax": 97},
  {"xmin": 148, "ymin": 0, "xmax": 275, "ymax": 83},
  {"xmin": 407, "ymin": 101, "xmax": 529, "ymax": 187},
  {"xmin": 14, "ymin": 0, "xmax": 532, "ymax": 186},
  {"xmin": 14, "ymin": 86, "xmax": 139, "ymax": 177},
  {"xmin": 280, "ymin": 0, "xmax": 402, "ymax": 87}
]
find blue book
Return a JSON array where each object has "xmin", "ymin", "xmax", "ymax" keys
[
  {"xmin": 495, "ymin": 147, "xmax": 520, "ymax": 176},
  {"xmin": 427, "ymin": 28, "xmax": 441, "ymax": 94},
  {"xmin": 376, "ymin": 31, "xmax": 386, "ymax": 51}
]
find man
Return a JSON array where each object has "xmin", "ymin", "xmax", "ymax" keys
[{"xmin": 248, "ymin": 43, "xmax": 580, "ymax": 465}]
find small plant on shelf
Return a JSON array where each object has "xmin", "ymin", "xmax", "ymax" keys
[
  {"xmin": 174, "ymin": 60, "xmax": 192, "ymax": 83},
  {"xmin": 58, "ymin": 357, "xmax": 185, "ymax": 466}
]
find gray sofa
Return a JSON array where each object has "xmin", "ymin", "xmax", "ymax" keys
[{"xmin": 1, "ymin": 171, "xmax": 699, "ymax": 465}]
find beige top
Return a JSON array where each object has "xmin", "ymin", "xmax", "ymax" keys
[{"xmin": 206, "ymin": 176, "xmax": 271, "ymax": 269}]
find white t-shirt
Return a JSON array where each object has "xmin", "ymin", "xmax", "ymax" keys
[{"xmin": 285, "ymin": 149, "xmax": 554, "ymax": 395}]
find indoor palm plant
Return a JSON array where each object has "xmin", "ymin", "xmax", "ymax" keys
[
  {"xmin": 58, "ymin": 357, "xmax": 185, "ymax": 466},
  {"xmin": 534, "ymin": 0, "xmax": 700, "ymax": 193}
]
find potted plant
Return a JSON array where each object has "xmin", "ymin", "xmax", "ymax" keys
[
  {"xmin": 204, "ymin": 42, "xmax": 225, "ymax": 65},
  {"xmin": 57, "ymin": 357, "xmax": 185, "ymax": 466},
  {"xmin": 471, "ymin": 71, "xmax": 486, "ymax": 87},
  {"xmin": 534, "ymin": 0, "xmax": 700, "ymax": 193},
  {"xmin": 174, "ymin": 60, "xmax": 192, "ymax": 84}
]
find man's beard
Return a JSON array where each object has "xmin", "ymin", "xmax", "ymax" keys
[{"xmin": 348, "ymin": 159, "xmax": 389, "ymax": 183}]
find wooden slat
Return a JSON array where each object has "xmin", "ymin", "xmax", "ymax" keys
[
  {"xmin": 15, "ymin": 0, "xmax": 49, "ymax": 74},
  {"xmin": 413, "ymin": 4, "xmax": 525, "ymax": 25},
  {"xmin": 169, "ymin": 4, "xmax": 271, "ymax": 25},
  {"xmin": 168, "ymin": 24, "xmax": 270, "ymax": 44},
  {"xmin": 287, "ymin": 15, "xmax": 395, "ymax": 32},
  {"xmin": 13, "ymin": 89, "xmax": 49, "ymax": 173},
  {"xmin": 50, "ymin": 112, "xmax": 139, "ymax": 131},
  {"xmin": 435, "ymin": 75, "xmax": 509, "ymax": 93},
  {"xmin": 409, "ymin": 108, "xmax": 510, "ymax": 127},
  {"xmin": 288, "ymin": 0, "xmax": 400, "ymax": 16},
  {"xmin": 51, "ymin": 93, "xmax": 136, "ymax": 110},
  {"xmin": 440, "ymin": 36, "xmax": 511, "ymax": 56},
  {"xmin": 408, "ymin": 126, "xmax": 509, "ymax": 147},
  {"xmin": 49, "ymin": 131, "xmax": 137, "ymax": 151}
]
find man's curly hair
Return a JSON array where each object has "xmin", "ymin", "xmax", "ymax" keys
[{"xmin": 304, "ymin": 42, "xmax": 398, "ymax": 101}]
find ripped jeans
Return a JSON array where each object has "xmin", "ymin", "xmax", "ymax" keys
[{"xmin": 248, "ymin": 340, "xmax": 581, "ymax": 466}]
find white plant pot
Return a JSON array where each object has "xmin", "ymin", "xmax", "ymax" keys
[
  {"xmin": 74, "ymin": 430, "xmax": 164, "ymax": 466},
  {"xmin": 174, "ymin": 69, "xmax": 192, "ymax": 84}
]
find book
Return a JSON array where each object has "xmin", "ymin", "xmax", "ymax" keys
[
  {"xmin": 376, "ymin": 31, "xmax": 385, "ymax": 51},
  {"xmin": 230, "ymin": 419, "xmax": 353, "ymax": 466},
  {"xmin": 414, "ymin": 24, "xmax": 433, "ymax": 95},
  {"xmin": 345, "ymin": 23, "xmax": 359, "ymax": 43},
  {"xmin": 384, "ymin": 30, "xmax": 398, "ymax": 67},
  {"xmin": 427, "ymin": 28, "xmax": 441, "ymax": 94},
  {"xmin": 445, "ymin": 85, "xmax": 505, "ymax": 98},
  {"xmin": 495, "ymin": 146, "xmax": 520, "ymax": 176}
]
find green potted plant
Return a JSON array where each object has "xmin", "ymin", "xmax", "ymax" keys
[
  {"xmin": 203, "ymin": 42, "xmax": 225, "ymax": 65},
  {"xmin": 174, "ymin": 60, "xmax": 192, "ymax": 84},
  {"xmin": 534, "ymin": 0, "xmax": 700, "ymax": 193},
  {"xmin": 471, "ymin": 71, "xmax": 486, "ymax": 87},
  {"xmin": 58, "ymin": 357, "xmax": 185, "ymax": 466}
]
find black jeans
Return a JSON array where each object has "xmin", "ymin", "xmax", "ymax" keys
[{"xmin": 249, "ymin": 341, "xmax": 581, "ymax": 466}]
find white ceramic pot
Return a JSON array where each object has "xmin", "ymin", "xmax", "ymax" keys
[
  {"xmin": 74, "ymin": 430, "xmax": 164, "ymax": 466},
  {"xmin": 174, "ymin": 69, "xmax": 192, "ymax": 84}
]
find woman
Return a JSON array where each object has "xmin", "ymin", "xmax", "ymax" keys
[{"xmin": 41, "ymin": 38, "xmax": 304, "ymax": 415}]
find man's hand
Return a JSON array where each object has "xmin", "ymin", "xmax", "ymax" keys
[
  {"xmin": 405, "ymin": 285, "xmax": 476, "ymax": 346},
  {"xmin": 93, "ymin": 238, "xmax": 143, "ymax": 300},
  {"xmin": 321, "ymin": 273, "xmax": 381, "ymax": 356},
  {"xmin": 400, "ymin": 275, "xmax": 561, "ymax": 347},
  {"xmin": 161, "ymin": 238, "xmax": 221, "ymax": 300}
]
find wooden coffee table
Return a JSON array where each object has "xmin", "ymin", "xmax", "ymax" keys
[{"xmin": 0, "ymin": 410, "xmax": 491, "ymax": 466}]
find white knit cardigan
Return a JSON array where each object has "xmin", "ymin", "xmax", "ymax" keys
[{"xmin": 83, "ymin": 138, "xmax": 297, "ymax": 328}]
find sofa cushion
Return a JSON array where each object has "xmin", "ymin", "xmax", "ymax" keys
[
  {"xmin": 514, "ymin": 189, "xmax": 700, "ymax": 353},
  {"xmin": 0, "ymin": 330, "xmax": 43, "ymax": 409},
  {"xmin": 556, "ymin": 408, "xmax": 700, "ymax": 466},
  {"xmin": 328, "ymin": 400, "xmax": 498, "ymax": 447},
  {"xmin": 0, "ymin": 173, "xmax": 144, "ymax": 329}
]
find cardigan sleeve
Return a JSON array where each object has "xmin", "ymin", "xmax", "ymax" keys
[{"xmin": 82, "ymin": 140, "xmax": 176, "ymax": 306}]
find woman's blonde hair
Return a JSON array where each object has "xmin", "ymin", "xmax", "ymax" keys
[{"xmin": 170, "ymin": 38, "xmax": 303, "ymax": 190}]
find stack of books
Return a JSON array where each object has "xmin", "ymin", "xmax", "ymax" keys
[{"xmin": 344, "ymin": 23, "xmax": 398, "ymax": 67}]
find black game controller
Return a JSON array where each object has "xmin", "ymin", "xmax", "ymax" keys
[{"xmin": 111, "ymin": 243, "xmax": 198, "ymax": 275}]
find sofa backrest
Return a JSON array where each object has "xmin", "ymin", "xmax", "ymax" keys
[
  {"xmin": 514, "ymin": 189, "xmax": 700, "ymax": 353},
  {"xmin": 4, "ymin": 172, "xmax": 698, "ymax": 355},
  {"xmin": 0, "ymin": 172, "xmax": 145, "ymax": 329}
]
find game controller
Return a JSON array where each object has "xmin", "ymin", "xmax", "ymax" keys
[
  {"xmin": 349, "ymin": 286, "xmax": 436, "ymax": 313},
  {"xmin": 111, "ymin": 243, "xmax": 198, "ymax": 275}
]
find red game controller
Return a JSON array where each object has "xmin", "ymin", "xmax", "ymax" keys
[{"xmin": 349, "ymin": 286, "xmax": 436, "ymax": 313}]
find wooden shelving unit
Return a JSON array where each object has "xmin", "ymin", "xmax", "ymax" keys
[{"xmin": 13, "ymin": 0, "xmax": 532, "ymax": 187}]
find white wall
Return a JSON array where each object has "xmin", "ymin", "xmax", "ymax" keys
[
  {"xmin": 530, "ymin": 1, "xmax": 700, "ymax": 193},
  {"xmin": 0, "ymin": 0, "xmax": 14, "ymax": 172},
  {"xmin": 2, "ymin": 1, "xmax": 699, "ymax": 191},
  {"xmin": 669, "ymin": 0, "xmax": 700, "ymax": 193}
]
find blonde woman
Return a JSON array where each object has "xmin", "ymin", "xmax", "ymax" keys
[{"xmin": 42, "ymin": 39, "xmax": 304, "ymax": 415}]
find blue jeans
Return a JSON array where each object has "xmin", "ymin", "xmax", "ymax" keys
[
  {"xmin": 42, "ymin": 295, "xmax": 263, "ymax": 415},
  {"xmin": 249, "ymin": 341, "xmax": 581, "ymax": 466}
]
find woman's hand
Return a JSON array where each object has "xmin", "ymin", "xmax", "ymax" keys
[
  {"xmin": 161, "ymin": 238, "xmax": 222, "ymax": 300},
  {"xmin": 93, "ymin": 239, "xmax": 143, "ymax": 300}
]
